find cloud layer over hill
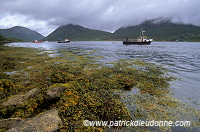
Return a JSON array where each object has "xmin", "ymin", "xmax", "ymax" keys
[{"xmin": 0, "ymin": 0, "xmax": 200, "ymax": 36}]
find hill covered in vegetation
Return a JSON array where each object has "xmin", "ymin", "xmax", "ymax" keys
[
  {"xmin": 46, "ymin": 24, "xmax": 119, "ymax": 41},
  {"xmin": 46, "ymin": 20, "xmax": 200, "ymax": 42},
  {"xmin": 1, "ymin": 19, "xmax": 200, "ymax": 42},
  {"xmin": 0, "ymin": 35, "xmax": 22, "ymax": 43},
  {"xmin": 0, "ymin": 26, "xmax": 44, "ymax": 41},
  {"xmin": 114, "ymin": 19, "xmax": 200, "ymax": 41}
]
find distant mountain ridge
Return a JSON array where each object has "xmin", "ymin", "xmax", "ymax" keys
[
  {"xmin": 46, "ymin": 24, "xmax": 118, "ymax": 41},
  {"xmin": 0, "ymin": 26, "xmax": 44, "ymax": 41},
  {"xmin": 1, "ymin": 19, "xmax": 200, "ymax": 42},
  {"xmin": 47, "ymin": 20, "xmax": 200, "ymax": 42}
]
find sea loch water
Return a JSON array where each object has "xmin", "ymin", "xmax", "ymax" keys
[{"xmin": 6, "ymin": 41, "xmax": 200, "ymax": 110}]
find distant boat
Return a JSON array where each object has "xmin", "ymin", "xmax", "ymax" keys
[
  {"xmin": 123, "ymin": 29, "xmax": 153, "ymax": 45},
  {"xmin": 33, "ymin": 40, "xmax": 42, "ymax": 43},
  {"xmin": 58, "ymin": 39, "xmax": 70, "ymax": 43}
]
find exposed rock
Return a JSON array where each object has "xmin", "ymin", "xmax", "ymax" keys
[
  {"xmin": 47, "ymin": 86, "xmax": 66, "ymax": 99},
  {"xmin": 23, "ymin": 88, "xmax": 39, "ymax": 99},
  {"xmin": 6, "ymin": 109, "xmax": 62, "ymax": 132},
  {"xmin": 1, "ymin": 88, "xmax": 40, "ymax": 107},
  {"xmin": 0, "ymin": 118, "xmax": 22, "ymax": 129}
]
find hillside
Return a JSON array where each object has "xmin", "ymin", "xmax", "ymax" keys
[
  {"xmin": 0, "ymin": 26, "xmax": 44, "ymax": 41},
  {"xmin": 47, "ymin": 21, "xmax": 200, "ymax": 42},
  {"xmin": 0, "ymin": 35, "xmax": 22, "ymax": 43},
  {"xmin": 114, "ymin": 19, "xmax": 200, "ymax": 41},
  {"xmin": 46, "ymin": 24, "xmax": 118, "ymax": 41}
]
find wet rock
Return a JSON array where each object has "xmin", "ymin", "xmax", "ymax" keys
[
  {"xmin": 47, "ymin": 86, "xmax": 66, "ymax": 99},
  {"xmin": 0, "ymin": 118, "xmax": 22, "ymax": 129},
  {"xmin": 1, "ymin": 88, "xmax": 40, "ymax": 107},
  {"xmin": 6, "ymin": 109, "xmax": 62, "ymax": 132}
]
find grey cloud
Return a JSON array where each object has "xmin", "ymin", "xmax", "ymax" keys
[{"xmin": 1, "ymin": 0, "xmax": 200, "ymax": 35}]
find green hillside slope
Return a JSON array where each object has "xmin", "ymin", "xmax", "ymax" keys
[
  {"xmin": 0, "ymin": 26, "xmax": 44, "ymax": 41},
  {"xmin": 46, "ymin": 24, "xmax": 118, "ymax": 41},
  {"xmin": 0, "ymin": 35, "xmax": 22, "ymax": 43}
]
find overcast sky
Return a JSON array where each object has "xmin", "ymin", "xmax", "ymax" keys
[{"xmin": 0, "ymin": 0, "xmax": 200, "ymax": 36}]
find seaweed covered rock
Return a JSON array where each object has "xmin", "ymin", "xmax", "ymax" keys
[
  {"xmin": 0, "ymin": 61, "xmax": 16, "ymax": 70},
  {"xmin": 51, "ymin": 71, "xmax": 75, "ymax": 83},
  {"xmin": 6, "ymin": 109, "xmax": 62, "ymax": 132},
  {"xmin": 58, "ymin": 89, "xmax": 80, "ymax": 108},
  {"xmin": 0, "ymin": 79, "xmax": 15, "ymax": 100},
  {"xmin": 47, "ymin": 86, "xmax": 66, "ymax": 99},
  {"xmin": 83, "ymin": 91, "xmax": 131, "ymax": 121},
  {"xmin": 2, "ymin": 45, "xmax": 198, "ymax": 131},
  {"xmin": 0, "ymin": 73, "xmax": 10, "ymax": 79},
  {"xmin": 1, "ymin": 88, "xmax": 40, "ymax": 107}
]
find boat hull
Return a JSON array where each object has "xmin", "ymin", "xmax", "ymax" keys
[
  {"xmin": 58, "ymin": 41, "xmax": 70, "ymax": 43},
  {"xmin": 123, "ymin": 41, "xmax": 151, "ymax": 45},
  {"xmin": 33, "ymin": 42, "xmax": 42, "ymax": 43}
]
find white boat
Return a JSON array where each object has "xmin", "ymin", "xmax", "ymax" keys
[
  {"xmin": 123, "ymin": 29, "xmax": 153, "ymax": 45},
  {"xmin": 58, "ymin": 39, "xmax": 70, "ymax": 43}
]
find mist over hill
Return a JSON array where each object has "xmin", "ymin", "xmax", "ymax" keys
[{"xmin": 114, "ymin": 19, "xmax": 200, "ymax": 41}]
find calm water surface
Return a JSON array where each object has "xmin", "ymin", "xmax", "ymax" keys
[{"xmin": 6, "ymin": 41, "xmax": 200, "ymax": 109}]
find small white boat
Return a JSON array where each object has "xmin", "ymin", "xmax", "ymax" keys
[{"xmin": 58, "ymin": 39, "xmax": 70, "ymax": 43}]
